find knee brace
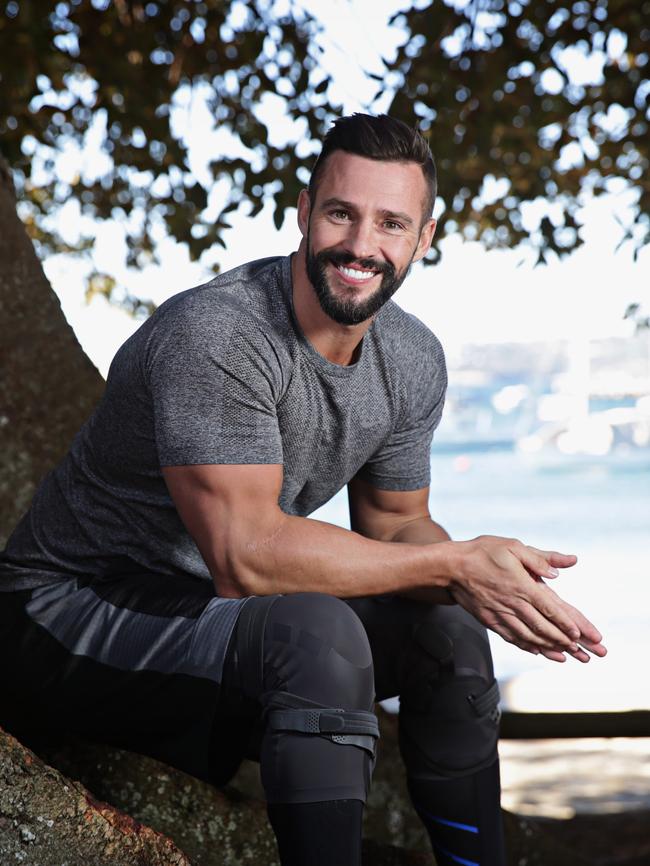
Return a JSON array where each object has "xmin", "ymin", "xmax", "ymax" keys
[
  {"xmin": 233, "ymin": 593, "xmax": 379, "ymax": 803},
  {"xmin": 265, "ymin": 690, "xmax": 379, "ymax": 754},
  {"xmin": 398, "ymin": 606, "xmax": 500, "ymax": 780}
]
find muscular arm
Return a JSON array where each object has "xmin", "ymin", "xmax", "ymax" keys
[
  {"xmin": 163, "ymin": 463, "xmax": 452, "ymax": 601},
  {"xmin": 163, "ymin": 463, "xmax": 606, "ymax": 662}
]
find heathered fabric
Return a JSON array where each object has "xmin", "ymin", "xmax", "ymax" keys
[{"xmin": 0, "ymin": 254, "xmax": 447, "ymax": 595}]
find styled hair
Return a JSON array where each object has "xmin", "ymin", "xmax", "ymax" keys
[{"xmin": 308, "ymin": 113, "xmax": 437, "ymax": 220}]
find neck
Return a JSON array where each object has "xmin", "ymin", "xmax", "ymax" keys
[{"xmin": 291, "ymin": 240, "xmax": 373, "ymax": 366}]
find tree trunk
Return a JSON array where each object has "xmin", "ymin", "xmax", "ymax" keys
[{"xmin": 0, "ymin": 157, "xmax": 104, "ymax": 545}]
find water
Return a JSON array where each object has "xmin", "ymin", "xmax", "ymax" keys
[{"xmin": 311, "ymin": 446, "xmax": 650, "ymax": 711}]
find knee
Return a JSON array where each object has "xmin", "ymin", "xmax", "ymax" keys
[
  {"xmin": 399, "ymin": 607, "xmax": 500, "ymax": 777},
  {"xmin": 263, "ymin": 593, "xmax": 375, "ymax": 710},
  {"xmin": 259, "ymin": 594, "xmax": 379, "ymax": 804}
]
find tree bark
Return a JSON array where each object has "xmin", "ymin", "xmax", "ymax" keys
[
  {"xmin": 0, "ymin": 157, "xmax": 104, "ymax": 545},
  {"xmin": 0, "ymin": 727, "xmax": 190, "ymax": 865}
]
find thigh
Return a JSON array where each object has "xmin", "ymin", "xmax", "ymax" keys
[
  {"xmin": 345, "ymin": 596, "xmax": 493, "ymax": 702},
  {"xmin": 0, "ymin": 574, "xmax": 249, "ymax": 782}
]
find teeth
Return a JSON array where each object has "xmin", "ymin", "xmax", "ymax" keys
[{"xmin": 337, "ymin": 265, "xmax": 377, "ymax": 281}]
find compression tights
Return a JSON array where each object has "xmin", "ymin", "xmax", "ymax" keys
[
  {"xmin": 409, "ymin": 760, "xmax": 506, "ymax": 866},
  {"xmin": 267, "ymin": 765, "xmax": 504, "ymax": 866},
  {"xmin": 267, "ymin": 763, "xmax": 504, "ymax": 866},
  {"xmin": 221, "ymin": 593, "xmax": 504, "ymax": 866}
]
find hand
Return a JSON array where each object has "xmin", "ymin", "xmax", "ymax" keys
[{"xmin": 446, "ymin": 536, "xmax": 607, "ymax": 663}]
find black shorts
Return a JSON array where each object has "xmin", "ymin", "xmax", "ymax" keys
[{"xmin": 0, "ymin": 573, "xmax": 249, "ymax": 781}]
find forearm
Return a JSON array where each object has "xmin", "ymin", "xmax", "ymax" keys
[
  {"xmin": 206, "ymin": 511, "xmax": 455, "ymax": 600},
  {"xmin": 386, "ymin": 517, "xmax": 455, "ymax": 604}
]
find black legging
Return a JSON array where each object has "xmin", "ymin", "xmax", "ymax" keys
[{"xmin": 218, "ymin": 592, "xmax": 505, "ymax": 865}]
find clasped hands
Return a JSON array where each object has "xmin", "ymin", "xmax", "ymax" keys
[{"xmin": 447, "ymin": 535, "xmax": 607, "ymax": 663}]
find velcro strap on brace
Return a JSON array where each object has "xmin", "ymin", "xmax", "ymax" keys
[
  {"xmin": 467, "ymin": 679, "xmax": 501, "ymax": 723},
  {"xmin": 264, "ymin": 693, "xmax": 379, "ymax": 755}
]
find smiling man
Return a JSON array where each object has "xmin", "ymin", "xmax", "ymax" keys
[
  {"xmin": 302, "ymin": 149, "xmax": 431, "ymax": 328},
  {"xmin": 0, "ymin": 114, "xmax": 606, "ymax": 866}
]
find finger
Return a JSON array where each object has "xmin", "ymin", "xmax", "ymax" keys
[
  {"xmin": 517, "ymin": 545, "xmax": 574, "ymax": 581},
  {"xmin": 482, "ymin": 611, "xmax": 545, "ymax": 651},
  {"xmin": 577, "ymin": 638, "xmax": 608, "ymax": 658},
  {"xmin": 525, "ymin": 546, "xmax": 578, "ymax": 573},
  {"xmin": 539, "ymin": 648, "xmax": 567, "ymax": 663},
  {"xmin": 512, "ymin": 593, "xmax": 582, "ymax": 647},
  {"xmin": 493, "ymin": 609, "xmax": 578, "ymax": 653},
  {"xmin": 542, "ymin": 551, "xmax": 578, "ymax": 570},
  {"xmin": 544, "ymin": 589, "xmax": 606, "ymax": 649},
  {"xmin": 537, "ymin": 599, "xmax": 607, "ymax": 658},
  {"xmin": 568, "ymin": 647, "xmax": 591, "ymax": 663},
  {"xmin": 512, "ymin": 641, "xmax": 541, "ymax": 656},
  {"xmin": 527, "ymin": 586, "xmax": 585, "ymax": 642},
  {"xmin": 568, "ymin": 612, "xmax": 604, "ymax": 648}
]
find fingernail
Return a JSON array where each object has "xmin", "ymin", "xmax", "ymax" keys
[{"xmin": 548, "ymin": 567, "xmax": 559, "ymax": 577}]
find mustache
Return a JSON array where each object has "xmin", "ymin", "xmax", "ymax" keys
[{"xmin": 323, "ymin": 249, "xmax": 393, "ymax": 275}]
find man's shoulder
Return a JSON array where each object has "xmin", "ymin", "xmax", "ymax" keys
[
  {"xmin": 110, "ymin": 255, "xmax": 295, "ymax": 380},
  {"xmin": 373, "ymin": 301, "xmax": 445, "ymax": 368},
  {"xmin": 134, "ymin": 256, "xmax": 295, "ymax": 358},
  {"xmin": 156, "ymin": 255, "xmax": 289, "ymax": 325}
]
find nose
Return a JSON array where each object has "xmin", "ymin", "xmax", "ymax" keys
[{"xmin": 342, "ymin": 218, "xmax": 377, "ymax": 261}]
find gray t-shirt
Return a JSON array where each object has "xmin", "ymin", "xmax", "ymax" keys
[{"xmin": 1, "ymin": 255, "xmax": 447, "ymax": 591}]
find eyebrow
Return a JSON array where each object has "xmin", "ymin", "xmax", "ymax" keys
[{"xmin": 319, "ymin": 198, "xmax": 416, "ymax": 227}]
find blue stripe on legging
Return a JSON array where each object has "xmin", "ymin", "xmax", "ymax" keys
[
  {"xmin": 433, "ymin": 843, "xmax": 479, "ymax": 866},
  {"xmin": 416, "ymin": 805, "xmax": 479, "ymax": 835}
]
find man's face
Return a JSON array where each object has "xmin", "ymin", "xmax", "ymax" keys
[{"xmin": 298, "ymin": 151, "xmax": 436, "ymax": 326}]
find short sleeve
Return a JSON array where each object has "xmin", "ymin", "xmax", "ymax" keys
[
  {"xmin": 145, "ymin": 307, "xmax": 285, "ymax": 467},
  {"xmin": 357, "ymin": 334, "xmax": 447, "ymax": 491}
]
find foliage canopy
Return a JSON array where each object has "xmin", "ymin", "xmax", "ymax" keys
[
  {"xmin": 0, "ymin": 0, "xmax": 648, "ymax": 300},
  {"xmin": 0, "ymin": 0, "xmax": 337, "ymax": 306},
  {"xmin": 389, "ymin": 0, "xmax": 649, "ymax": 266}
]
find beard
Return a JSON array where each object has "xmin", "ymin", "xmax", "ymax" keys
[{"xmin": 305, "ymin": 233, "xmax": 413, "ymax": 326}]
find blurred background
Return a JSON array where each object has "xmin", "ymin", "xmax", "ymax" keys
[{"xmin": 2, "ymin": 0, "xmax": 649, "ymax": 825}]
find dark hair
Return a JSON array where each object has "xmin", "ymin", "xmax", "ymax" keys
[{"xmin": 308, "ymin": 113, "xmax": 437, "ymax": 220}]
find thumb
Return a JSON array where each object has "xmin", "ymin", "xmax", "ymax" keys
[
  {"xmin": 519, "ymin": 546, "xmax": 575, "ymax": 580},
  {"xmin": 540, "ymin": 549, "xmax": 578, "ymax": 573}
]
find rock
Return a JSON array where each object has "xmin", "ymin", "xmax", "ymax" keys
[
  {"xmin": 2, "ymin": 714, "xmax": 647, "ymax": 866},
  {"xmin": 36, "ymin": 736, "xmax": 279, "ymax": 866},
  {"xmin": 3, "ymin": 726, "xmax": 428, "ymax": 865},
  {"xmin": 0, "ymin": 726, "xmax": 190, "ymax": 866}
]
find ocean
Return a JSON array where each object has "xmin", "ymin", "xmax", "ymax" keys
[{"xmin": 311, "ymin": 446, "xmax": 650, "ymax": 713}]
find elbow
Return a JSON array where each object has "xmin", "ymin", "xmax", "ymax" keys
[
  {"xmin": 204, "ymin": 513, "xmax": 288, "ymax": 598},
  {"xmin": 206, "ymin": 545, "xmax": 274, "ymax": 599}
]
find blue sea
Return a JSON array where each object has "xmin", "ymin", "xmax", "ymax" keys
[{"xmin": 312, "ymin": 446, "xmax": 650, "ymax": 712}]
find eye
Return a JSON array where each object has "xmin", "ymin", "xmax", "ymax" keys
[
  {"xmin": 330, "ymin": 209, "xmax": 350, "ymax": 221},
  {"xmin": 384, "ymin": 219, "xmax": 405, "ymax": 231}
]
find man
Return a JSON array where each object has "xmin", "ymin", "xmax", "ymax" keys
[{"xmin": 0, "ymin": 114, "xmax": 606, "ymax": 866}]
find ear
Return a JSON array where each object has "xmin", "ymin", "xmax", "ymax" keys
[
  {"xmin": 413, "ymin": 218, "xmax": 437, "ymax": 263},
  {"xmin": 297, "ymin": 189, "xmax": 311, "ymax": 239}
]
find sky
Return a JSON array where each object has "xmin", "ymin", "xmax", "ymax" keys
[{"xmin": 42, "ymin": 0, "xmax": 650, "ymax": 376}]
